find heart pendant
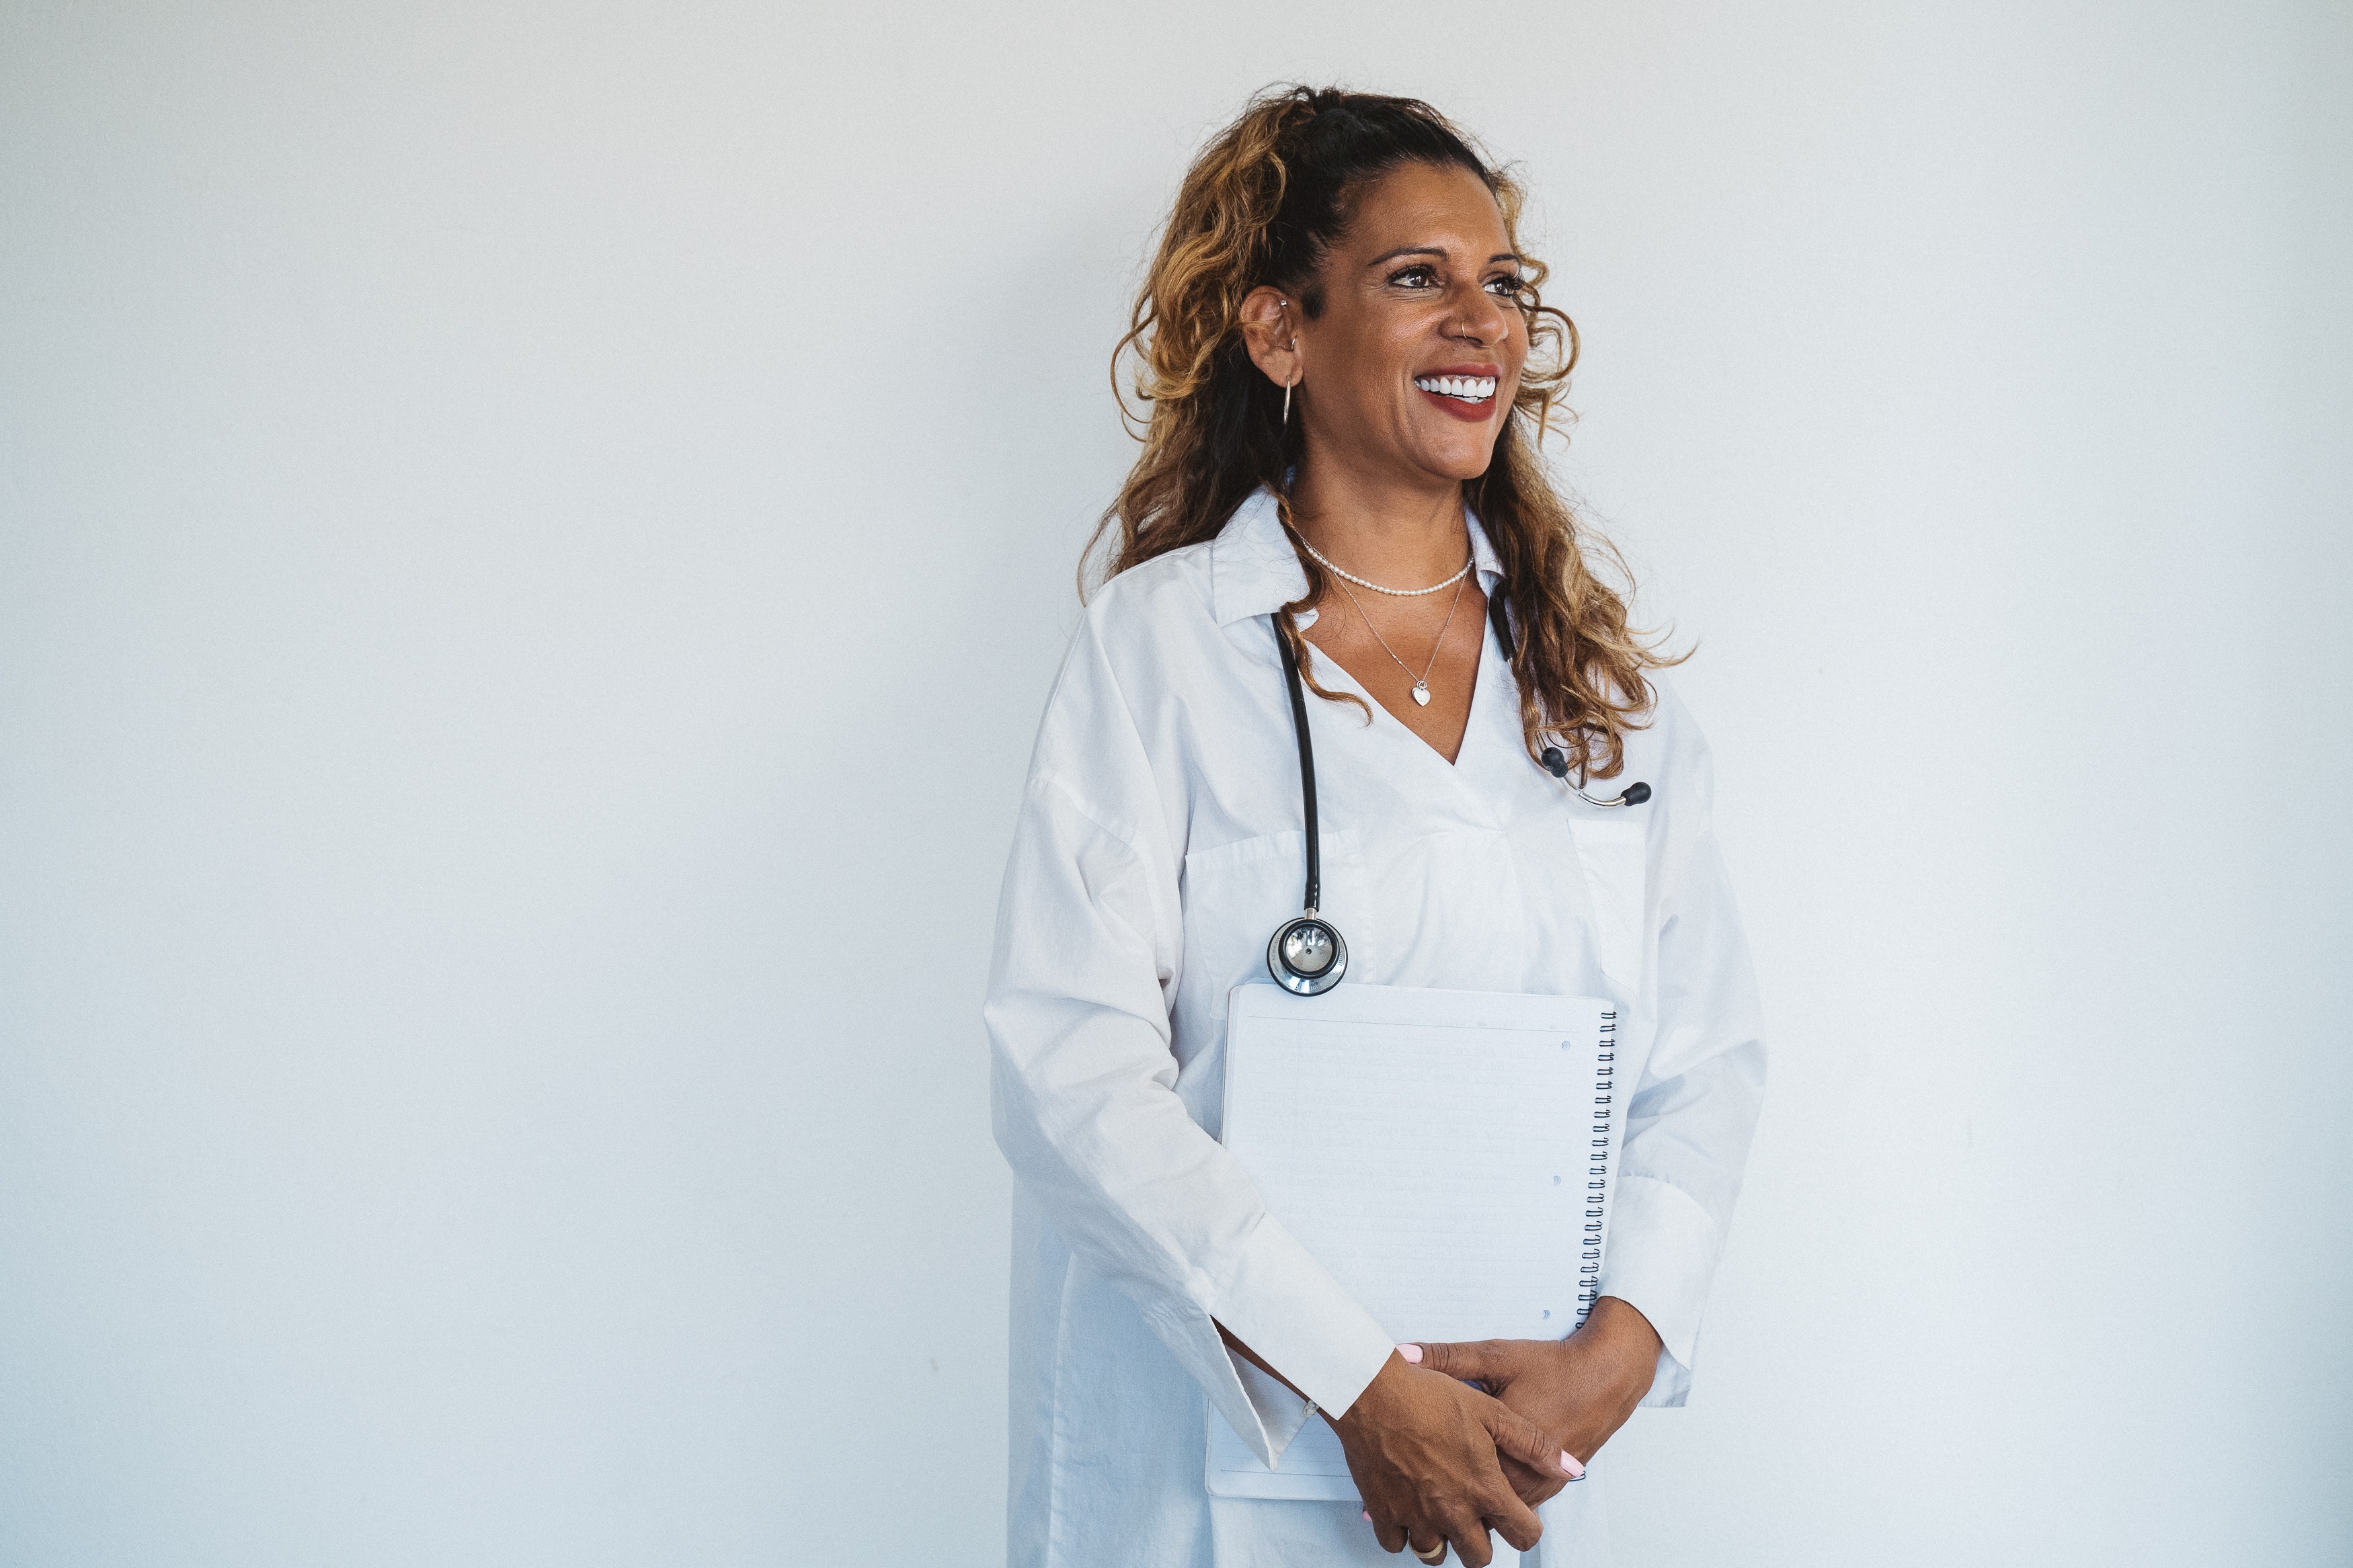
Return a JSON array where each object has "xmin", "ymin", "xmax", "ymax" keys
[{"xmin": 1411, "ymin": 683, "xmax": 1431, "ymax": 706}]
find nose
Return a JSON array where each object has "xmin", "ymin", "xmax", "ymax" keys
[{"xmin": 1447, "ymin": 282, "xmax": 1512, "ymax": 349}]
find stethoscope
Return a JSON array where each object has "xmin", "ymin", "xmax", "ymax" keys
[{"xmin": 1265, "ymin": 592, "xmax": 1653, "ymax": 997}]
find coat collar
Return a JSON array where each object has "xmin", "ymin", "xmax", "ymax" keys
[{"xmin": 1207, "ymin": 486, "xmax": 1504, "ymax": 628}]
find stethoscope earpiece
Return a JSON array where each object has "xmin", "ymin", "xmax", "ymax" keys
[
  {"xmin": 1540, "ymin": 746, "xmax": 1650, "ymax": 809},
  {"xmin": 1501, "ymin": 602, "xmax": 1652, "ymax": 811}
]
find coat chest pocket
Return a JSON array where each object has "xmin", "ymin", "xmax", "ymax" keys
[
  {"xmin": 1179, "ymin": 829, "xmax": 1363, "ymax": 1025},
  {"xmin": 1563, "ymin": 815, "xmax": 1648, "ymax": 993}
]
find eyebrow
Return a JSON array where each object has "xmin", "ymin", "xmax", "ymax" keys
[{"xmin": 1365, "ymin": 245, "xmax": 1525, "ymax": 267}]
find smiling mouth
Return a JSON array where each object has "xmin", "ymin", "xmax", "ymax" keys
[{"xmin": 1412, "ymin": 374, "xmax": 1497, "ymax": 405}]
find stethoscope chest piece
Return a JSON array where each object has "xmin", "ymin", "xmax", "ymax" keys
[{"xmin": 1268, "ymin": 913, "xmax": 1348, "ymax": 995}]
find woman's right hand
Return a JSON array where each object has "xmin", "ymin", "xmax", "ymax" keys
[{"xmin": 1330, "ymin": 1350, "xmax": 1577, "ymax": 1566}]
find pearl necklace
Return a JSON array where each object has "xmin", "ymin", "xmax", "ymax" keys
[{"xmin": 1297, "ymin": 537, "xmax": 1474, "ymax": 597}]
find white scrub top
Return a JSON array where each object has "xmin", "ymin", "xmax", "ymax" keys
[{"xmin": 986, "ymin": 488, "xmax": 1766, "ymax": 1568}]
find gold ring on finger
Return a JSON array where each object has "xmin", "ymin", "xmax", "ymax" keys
[{"xmin": 1414, "ymin": 1543, "xmax": 1447, "ymax": 1565}]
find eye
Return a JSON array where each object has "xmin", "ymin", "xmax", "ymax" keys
[
  {"xmin": 1387, "ymin": 265, "xmax": 1440, "ymax": 290},
  {"xmin": 1484, "ymin": 273, "xmax": 1527, "ymax": 298}
]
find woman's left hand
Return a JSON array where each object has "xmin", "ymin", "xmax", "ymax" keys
[{"xmin": 1406, "ymin": 1296, "xmax": 1665, "ymax": 1509}]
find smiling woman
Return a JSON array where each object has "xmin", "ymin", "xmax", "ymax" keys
[
  {"xmin": 1093, "ymin": 88, "xmax": 1663, "ymax": 785},
  {"xmin": 988, "ymin": 86, "xmax": 1766, "ymax": 1568}
]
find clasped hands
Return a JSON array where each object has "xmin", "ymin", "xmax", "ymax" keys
[{"xmin": 1332, "ymin": 1296, "xmax": 1661, "ymax": 1567}]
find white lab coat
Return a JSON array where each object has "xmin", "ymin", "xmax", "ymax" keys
[{"xmin": 986, "ymin": 487, "xmax": 1766, "ymax": 1567}]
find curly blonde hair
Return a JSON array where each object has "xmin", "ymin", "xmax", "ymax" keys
[{"xmin": 1086, "ymin": 84, "xmax": 1674, "ymax": 781}]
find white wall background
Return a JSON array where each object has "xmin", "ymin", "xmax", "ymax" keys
[{"xmin": 3, "ymin": 3, "xmax": 2347, "ymax": 1563}]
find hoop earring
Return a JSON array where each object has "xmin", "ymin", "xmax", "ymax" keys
[{"xmin": 1277, "ymin": 297, "xmax": 1298, "ymax": 427}]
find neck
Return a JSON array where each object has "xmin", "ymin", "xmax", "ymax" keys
[{"xmin": 1287, "ymin": 450, "xmax": 1470, "ymax": 586}]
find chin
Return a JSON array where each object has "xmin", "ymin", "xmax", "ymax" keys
[
  {"xmin": 1390, "ymin": 406, "xmax": 1509, "ymax": 482},
  {"xmin": 1427, "ymin": 439, "xmax": 1503, "ymax": 482}
]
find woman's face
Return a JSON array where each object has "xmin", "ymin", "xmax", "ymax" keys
[{"xmin": 1287, "ymin": 161, "xmax": 1529, "ymax": 488}]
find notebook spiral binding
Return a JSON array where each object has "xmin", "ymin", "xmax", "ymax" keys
[{"xmin": 1574, "ymin": 1012, "xmax": 1617, "ymax": 1327}]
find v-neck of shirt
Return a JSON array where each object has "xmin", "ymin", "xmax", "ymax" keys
[{"xmin": 1295, "ymin": 598, "xmax": 1519, "ymax": 817}]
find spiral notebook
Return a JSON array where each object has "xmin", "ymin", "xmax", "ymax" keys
[{"xmin": 1205, "ymin": 981, "xmax": 1623, "ymax": 1518}]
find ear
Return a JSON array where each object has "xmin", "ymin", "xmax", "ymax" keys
[{"xmin": 1238, "ymin": 286, "xmax": 1301, "ymax": 392}]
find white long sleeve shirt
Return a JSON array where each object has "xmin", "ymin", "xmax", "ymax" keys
[{"xmin": 986, "ymin": 488, "xmax": 1766, "ymax": 1567}]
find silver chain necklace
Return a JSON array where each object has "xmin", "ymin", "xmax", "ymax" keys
[
  {"xmin": 1328, "ymin": 565, "xmax": 1472, "ymax": 708},
  {"xmin": 1298, "ymin": 536, "xmax": 1474, "ymax": 597}
]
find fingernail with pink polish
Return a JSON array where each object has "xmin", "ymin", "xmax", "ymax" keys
[
  {"xmin": 1362, "ymin": 1510, "xmax": 1373, "ymax": 1522},
  {"xmin": 1396, "ymin": 1343, "xmax": 1423, "ymax": 1364},
  {"xmin": 1560, "ymin": 1450, "xmax": 1585, "ymax": 1479}
]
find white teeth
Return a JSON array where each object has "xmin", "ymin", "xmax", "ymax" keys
[{"xmin": 1414, "ymin": 375, "xmax": 1498, "ymax": 403}]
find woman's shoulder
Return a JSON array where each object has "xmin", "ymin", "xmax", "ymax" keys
[
  {"xmin": 1080, "ymin": 489, "xmax": 1294, "ymax": 654},
  {"xmin": 1031, "ymin": 536, "xmax": 1225, "ymax": 731},
  {"xmin": 1616, "ymin": 672, "xmax": 1706, "ymax": 763},
  {"xmin": 1084, "ymin": 536, "xmax": 1220, "ymax": 627},
  {"xmin": 1019, "ymin": 537, "xmax": 1232, "ymax": 826},
  {"xmin": 1613, "ymin": 672, "xmax": 1728, "ymax": 828},
  {"xmin": 1072, "ymin": 535, "xmax": 1240, "ymax": 686}
]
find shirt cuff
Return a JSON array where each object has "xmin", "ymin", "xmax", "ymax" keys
[
  {"xmin": 1597, "ymin": 1174, "xmax": 1724, "ymax": 1408},
  {"xmin": 1211, "ymin": 1211, "xmax": 1396, "ymax": 1427}
]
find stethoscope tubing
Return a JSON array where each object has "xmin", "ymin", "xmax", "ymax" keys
[
  {"xmin": 1265, "ymin": 584, "xmax": 1648, "ymax": 995},
  {"xmin": 1273, "ymin": 619, "xmax": 1322, "ymax": 916}
]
